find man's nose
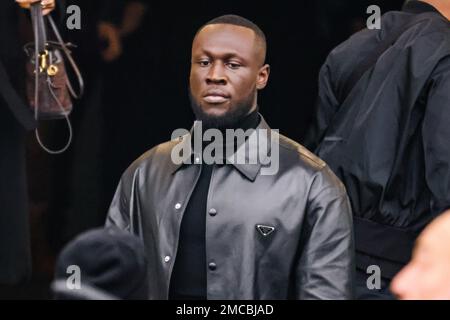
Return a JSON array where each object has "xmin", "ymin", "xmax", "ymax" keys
[{"xmin": 206, "ymin": 63, "xmax": 227, "ymax": 85}]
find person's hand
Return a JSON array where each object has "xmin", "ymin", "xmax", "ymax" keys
[
  {"xmin": 98, "ymin": 22, "xmax": 123, "ymax": 63},
  {"xmin": 16, "ymin": 0, "xmax": 56, "ymax": 16}
]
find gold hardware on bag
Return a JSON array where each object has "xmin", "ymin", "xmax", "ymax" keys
[
  {"xmin": 47, "ymin": 65, "xmax": 59, "ymax": 76},
  {"xmin": 39, "ymin": 50, "xmax": 49, "ymax": 73}
]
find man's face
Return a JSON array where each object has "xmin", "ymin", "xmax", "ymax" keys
[
  {"xmin": 189, "ymin": 23, "xmax": 269, "ymax": 128},
  {"xmin": 391, "ymin": 212, "xmax": 450, "ymax": 299}
]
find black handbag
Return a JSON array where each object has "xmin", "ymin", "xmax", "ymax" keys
[{"xmin": 24, "ymin": 2, "xmax": 84, "ymax": 154}]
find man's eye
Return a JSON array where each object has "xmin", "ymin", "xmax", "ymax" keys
[
  {"xmin": 226, "ymin": 62, "xmax": 241, "ymax": 69},
  {"xmin": 199, "ymin": 60, "xmax": 210, "ymax": 67}
]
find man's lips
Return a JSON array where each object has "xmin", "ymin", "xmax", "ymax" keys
[
  {"xmin": 203, "ymin": 90, "xmax": 230, "ymax": 104},
  {"xmin": 203, "ymin": 96, "xmax": 229, "ymax": 103}
]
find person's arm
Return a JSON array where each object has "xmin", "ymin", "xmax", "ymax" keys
[
  {"xmin": 16, "ymin": 0, "xmax": 55, "ymax": 15},
  {"xmin": 422, "ymin": 54, "xmax": 450, "ymax": 216},
  {"xmin": 106, "ymin": 174, "xmax": 132, "ymax": 231},
  {"xmin": 16, "ymin": 0, "xmax": 64, "ymax": 26},
  {"xmin": 296, "ymin": 167, "xmax": 355, "ymax": 299},
  {"xmin": 303, "ymin": 56, "xmax": 340, "ymax": 151}
]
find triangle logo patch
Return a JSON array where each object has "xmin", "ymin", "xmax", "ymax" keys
[{"xmin": 256, "ymin": 224, "xmax": 275, "ymax": 237}]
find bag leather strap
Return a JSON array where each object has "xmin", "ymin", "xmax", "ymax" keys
[
  {"xmin": 30, "ymin": 2, "xmax": 73, "ymax": 154},
  {"xmin": 30, "ymin": 2, "xmax": 47, "ymax": 54},
  {"xmin": 47, "ymin": 15, "xmax": 84, "ymax": 98}
]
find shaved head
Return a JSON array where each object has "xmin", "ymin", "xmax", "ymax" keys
[{"xmin": 194, "ymin": 14, "xmax": 267, "ymax": 66}]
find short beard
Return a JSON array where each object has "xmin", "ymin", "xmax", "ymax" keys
[{"xmin": 189, "ymin": 89, "xmax": 256, "ymax": 130}]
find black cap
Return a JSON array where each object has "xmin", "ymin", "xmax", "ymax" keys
[{"xmin": 52, "ymin": 227, "xmax": 149, "ymax": 300}]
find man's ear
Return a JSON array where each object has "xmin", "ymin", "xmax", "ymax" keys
[{"xmin": 256, "ymin": 64, "xmax": 270, "ymax": 90}]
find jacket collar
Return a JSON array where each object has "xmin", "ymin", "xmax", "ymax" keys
[
  {"xmin": 403, "ymin": 1, "xmax": 441, "ymax": 15},
  {"xmin": 169, "ymin": 113, "xmax": 273, "ymax": 181}
]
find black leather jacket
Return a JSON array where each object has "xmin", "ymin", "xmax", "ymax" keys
[{"xmin": 106, "ymin": 115, "xmax": 355, "ymax": 299}]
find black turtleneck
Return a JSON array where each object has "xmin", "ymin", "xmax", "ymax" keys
[{"xmin": 169, "ymin": 109, "xmax": 260, "ymax": 300}]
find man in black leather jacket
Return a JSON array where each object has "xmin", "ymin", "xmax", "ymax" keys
[{"xmin": 107, "ymin": 15, "xmax": 355, "ymax": 300}]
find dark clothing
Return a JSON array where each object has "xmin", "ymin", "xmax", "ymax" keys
[
  {"xmin": 168, "ymin": 164, "xmax": 212, "ymax": 300},
  {"xmin": 0, "ymin": 3, "xmax": 22, "ymax": 67},
  {"xmin": 53, "ymin": 227, "xmax": 149, "ymax": 300},
  {"xmin": 0, "ymin": 3, "xmax": 35, "ymax": 130},
  {"xmin": 0, "ymin": 3, "xmax": 35, "ymax": 284},
  {"xmin": 169, "ymin": 111, "xmax": 260, "ymax": 300},
  {"xmin": 0, "ymin": 1, "xmax": 67, "ymax": 284},
  {"xmin": 49, "ymin": 0, "xmax": 128, "ymax": 248},
  {"xmin": 107, "ymin": 114, "xmax": 354, "ymax": 299},
  {"xmin": 0, "ymin": 100, "xmax": 31, "ymax": 285},
  {"xmin": 305, "ymin": 1, "xmax": 450, "ymax": 284}
]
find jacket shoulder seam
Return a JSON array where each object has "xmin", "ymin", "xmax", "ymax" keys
[{"xmin": 278, "ymin": 135, "xmax": 326, "ymax": 170}]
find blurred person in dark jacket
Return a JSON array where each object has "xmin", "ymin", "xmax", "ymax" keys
[
  {"xmin": 52, "ymin": 227, "xmax": 149, "ymax": 300},
  {"xmin": 49, "ymin": 0, "xmax": 148, "ymax": 249},
  {"xmin": 306, "ymin": 0, "xmax": 450, "ymax": 299},
  {"xmin": 0, "ymin": 0, "xmax": 56, "ymax": 286}
]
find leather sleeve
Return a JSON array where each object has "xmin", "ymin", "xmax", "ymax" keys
[
  {"xmin": 296, "ymin": 166, "xmax": 355, "ymax": 299},
  {"xmin": 105, "ymin": 171, "xmax": 133, "ymax": 231}
]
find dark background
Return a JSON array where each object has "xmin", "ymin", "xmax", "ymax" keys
[{"xmin": 0, "ymin": 0, "xmax": 404, "ymax": 299}]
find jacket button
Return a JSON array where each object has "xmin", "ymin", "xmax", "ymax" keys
[
  {"xmin": 209, "ymin": 208, "xmax": 217, "ymax": 216},
  {"xmin": 164, "ymin": 256, "xmax": 171, "ymax": 263},
  {"xmin": 174, "ymin": 203, "xmax": 182, "ymax": 210},
  {"xmin": 208, "ymin": 262, "xmax": 217, "ymax": 271}
]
